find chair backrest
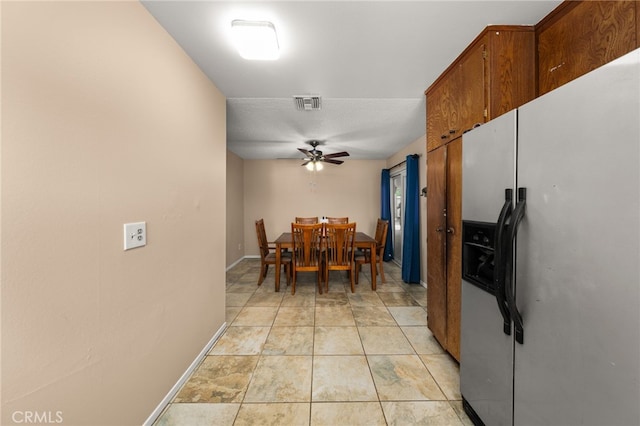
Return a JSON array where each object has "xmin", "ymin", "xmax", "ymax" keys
[
  {"xmin": 326, "ymin": 216, "xmax": 349, "ymax": 224},
  {"xmin": 291, "ymin": 222, "xmax": 323, "ymax": 267},
  {"xmin": 325, "ymin": 222, "xmax": 356, "ymax": 267},
  {"xmin": 295, "ymin": 216, "xmax": 319, "ymax": 224},
  {"xmin": 375, "ymin": 219, "xmax": 389, "ymax": 253},
  {"xmin": 255, "ymin": 219, "xmax": 270, "ymax": 259}
]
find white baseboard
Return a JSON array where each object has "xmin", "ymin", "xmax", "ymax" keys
[
  {"xmin": 226, "ymin": 255, "xmax": 260, "ymax": 271},
  {"xmin": 226, "ymin": 257, "xmax": 245, "ymax": 271},
  {"xmin": 143, "ymin": 322, "xmax": 228, "ymax": 426}
]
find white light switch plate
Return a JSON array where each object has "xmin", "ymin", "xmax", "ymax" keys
[{"xmin": 124, "ymin": 222, "xmax": 146, "ymax": 250}]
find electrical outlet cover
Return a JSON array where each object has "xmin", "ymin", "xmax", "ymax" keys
[{"xmin": 124, "ymin": 222, "xmax": 146, "ymax": 250}]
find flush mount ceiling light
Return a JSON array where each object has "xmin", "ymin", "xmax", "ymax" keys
[{"xmin": 231, "ymin": 20, "xmax": 279, "ymax": 60}]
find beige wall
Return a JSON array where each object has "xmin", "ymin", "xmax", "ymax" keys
[
  {"xmin": 1, "ymin": 2, "xmax": 226, "ymax": 425},
  {"xmin": 243, "ymin": 159, "xmax": 386, "ymax": 254},
  {"xmin": 226, "ymin": 151, "xmax": 245, "ymax": 267},
  {"xmin": 386, "ymin": 135, "xmax": 428, "ymax": 285}
]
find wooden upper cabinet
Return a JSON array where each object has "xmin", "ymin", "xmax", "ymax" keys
[
  {"xmin": 426, "ymin": 26, "xmax": 535, "ymax": 153},
  {"xmin": 426, "ymin": 67, "xmax": 461, "ymax": 152},
  {"xmin": 486, "ymin": 28, "xmax": 536, "ymax": 118},
  {"xmin": 458, "ymin": 40, "xmax": 485, "ymax": 133},
  {"xmin": 537, "ymin": 1, "xmax": 639, "ymax": 96}
]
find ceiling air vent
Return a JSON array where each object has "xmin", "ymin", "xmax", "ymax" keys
[{"xmin": 293, "ymin": 95, "xmax": 322, "ymax": 111}]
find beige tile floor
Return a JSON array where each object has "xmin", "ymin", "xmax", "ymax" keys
[{"xmin": 155, "ymin": 259, "xmax": 473, "ymax": 426}]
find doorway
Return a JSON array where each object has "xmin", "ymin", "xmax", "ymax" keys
[{"xmin": 390, "ymin": 169, "xmax": 406, "ymax": 267}]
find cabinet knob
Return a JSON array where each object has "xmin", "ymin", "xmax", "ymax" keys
[
  {"xmin": 440, "ymin": 134, "xmax": 448, "ymax": 140},
  {"xmin": 436, "ymin": 226, "xmax": 443, "ymax": 233},
  {"xmin": 449, "ymin": 129, "xmax": 457, "ymax": 135},
  {"xmin": 446, "ymin": 227, "xmax": 455, "ymax": 234}
]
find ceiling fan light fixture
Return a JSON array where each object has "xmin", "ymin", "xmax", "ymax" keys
[
  {"xmin": 305, "ymin": 160, "xmax": 323, "ymax": 171},
  {"xmin": 299, "ymin": 140, "xmax": 348, "ymax": 168},
  {"xmin": 231, "ymin": 20, "xmax": 279, "ymax": 60}
]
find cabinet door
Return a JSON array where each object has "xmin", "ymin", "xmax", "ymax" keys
[
  {"xmin": 426, "ymin": 83, "xmax": 446, "ymax": 152},
  {"xmin": 426, "ymin": 144, "xmax": 447, "ymax": 346},
  {"xmin": 487, "ymin": 29, "xmax": 535, "ymax": 118},
  {"xmin": 637, "ymin": 1, "xmax": 640, "ymax": 46},
  {"xmin": 445, "ymin": 138, "xmax": 463, "ymax": 361},
  {"xmin": 426, "ymin": 81, "xmax": 452, "ymax": 152},
  {"xmin": 458, "ymin": 39, "xmax": 486, "ymax": 134},
  {"xmin": 537, "ymin": 1, "xmax": 637, "ymax": 96}
]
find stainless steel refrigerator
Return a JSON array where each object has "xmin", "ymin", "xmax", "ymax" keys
[{"xmin": 460, "ymin": 48, "xmax": 640, "ymax": 425}]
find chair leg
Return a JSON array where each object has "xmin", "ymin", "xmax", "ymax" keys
[
  {"xmin": 285, "ymin": 264, "xmax": 291, "ymax": 287},
  {"xmin": 349, "ymin": 268, "xmax": 355, "ymax": 293},
  {"xmin": 257, "ymin": 263, "xmax": 267, "ymax": 286},
  {"xmin": 317, "ymin": 270, "xmax": 323, "ymax": 295},
  {"xmin": 355, "ymin": 263, "xmax": 360, "ymax": 284},
  {"xmin": 378, "ymin": 258, "xmax": 386, "ymax": 283},
  {"xmin": 324, "ymin": 266, "xmax": 329, "ymax": 293},
  {"xmin": 291, "ymin": 269, "xmax": 296, "ymax": 295}
]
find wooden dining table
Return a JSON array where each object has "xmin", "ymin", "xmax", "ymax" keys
[{"xmin": 273, "ymin": 231, "xmax": 378, "ymax": 292}]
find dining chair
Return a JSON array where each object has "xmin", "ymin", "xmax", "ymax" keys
[
  {"xmin": 326, "ymin": 216, "xmax": 349, "ymax": 224},
  {"xmin": 295, "ymin": 216, "xmax": 319, "ymax": 224},
  {"xmin": 255, "ymin": 219, "xmax": 291, "ymax": 289},
  {"xmin": 355, "ymin": 219, "xmax": 389, "ymax": 285},
  {"xmin": 291, "ymin": 222, "xmax": 324, "ymax": 295},
  {"xmin": 324, "ymin": 222, "xmax": 357, "ymax": 293}
]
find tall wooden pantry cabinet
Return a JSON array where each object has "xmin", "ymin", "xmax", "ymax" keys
[{"xmin": 425, "ymin": 26, "xmax": 535, "ymax": 361}]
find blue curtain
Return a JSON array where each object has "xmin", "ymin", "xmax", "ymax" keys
[
  {"xmin": 380, "ymin": 169, "xmax": 393, "ymax": 261},
  {"xmin": 402, "ymin": 154, "xmax": 420, "ymax": 283}
]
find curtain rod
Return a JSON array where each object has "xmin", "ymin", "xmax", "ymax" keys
[{"xmin": 388, "ymin": 153, "xmax": 420, "ymax": 171}]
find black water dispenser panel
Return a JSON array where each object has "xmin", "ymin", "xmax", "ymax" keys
[{"xmin": 462, "ymin": 221, "xmax": 496, "ymax": 294}]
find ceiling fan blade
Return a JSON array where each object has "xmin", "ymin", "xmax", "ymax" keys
[
  {"xmin": 301, "ymin": 160, "xmax": 312, "ymax": 166},
  {"xmin": 323, "ymin": 151, "xmax": 350, "ymax": 159},
  {"xmin": 323, "ymin": 159, "xmax": 344, "ymax": 165},
  {"xmin": 298, "ymin": 148, "xmax": 314, "ymax": 158}
]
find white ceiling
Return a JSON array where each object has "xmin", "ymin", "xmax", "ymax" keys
[{"xmin": 142, "ymin": 1, "xmax": 561, "ymax": 161}]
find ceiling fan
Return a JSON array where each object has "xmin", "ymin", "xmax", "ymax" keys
[{"xmin": 298, "ymin": 140, "xmax": 349, "ymax": 169}]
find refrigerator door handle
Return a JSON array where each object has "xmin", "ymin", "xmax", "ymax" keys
[
  {"xmin": 505, "ymin": 187, "xmax": 527, "ymax": 344},
  {"xmin": 494, "ymin": 188, "xmax": 513, "ymax": 336}
]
